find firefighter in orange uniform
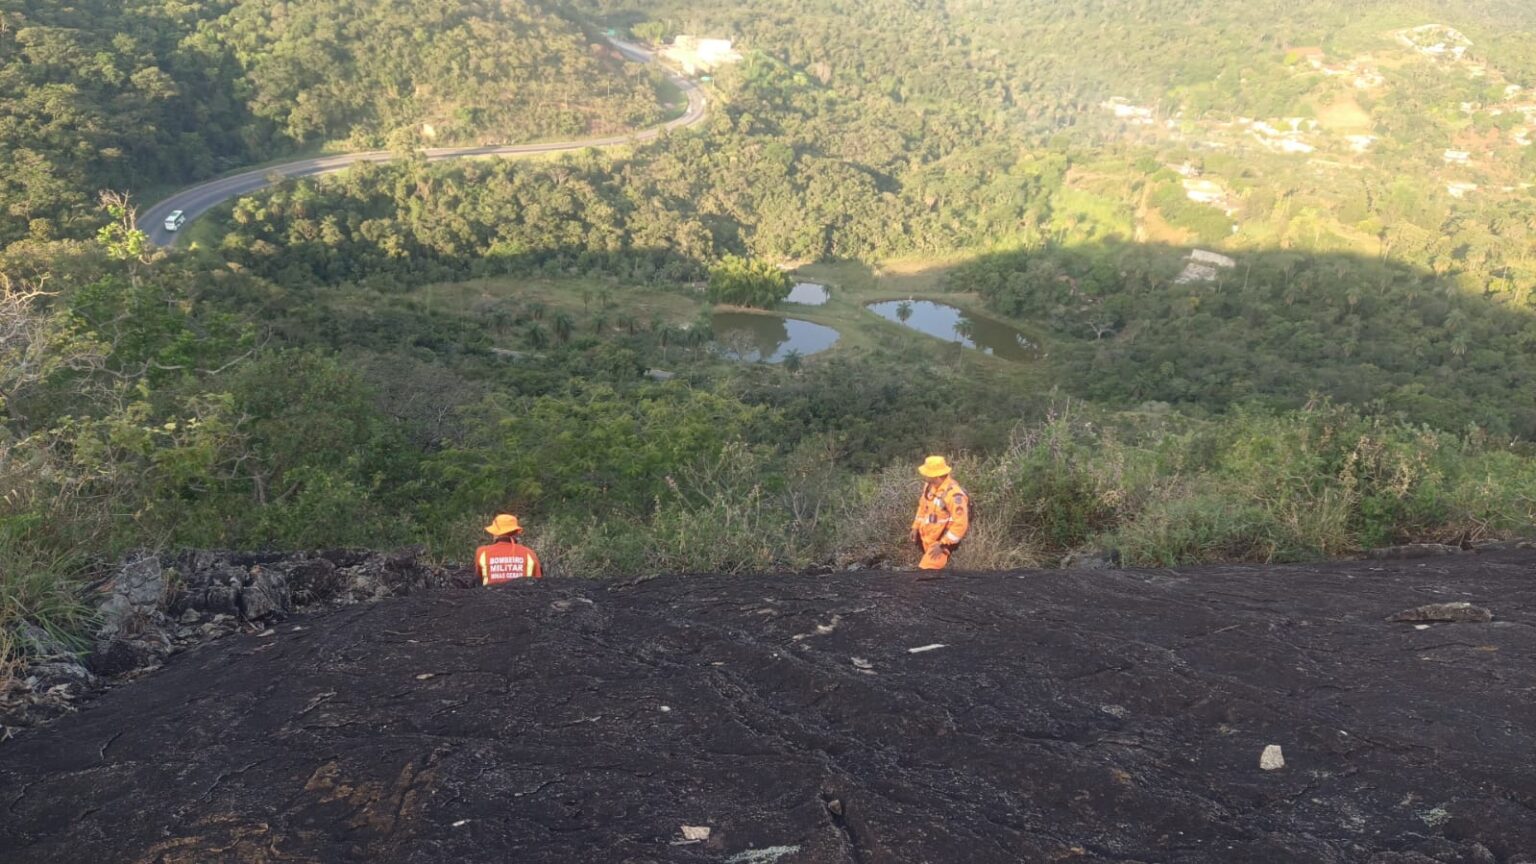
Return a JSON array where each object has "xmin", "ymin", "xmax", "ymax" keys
[
  {"xmin": 910, "ymin": 456, "xmax": 970, "ymax": 570},
  {"xmin": 476, "ymin": 514, "xmax": 543, "ymax": 585}
]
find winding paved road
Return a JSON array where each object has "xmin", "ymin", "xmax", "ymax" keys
[{"xmin": 136, "ymin": 39, "xmax": 705, "ymax": 247}]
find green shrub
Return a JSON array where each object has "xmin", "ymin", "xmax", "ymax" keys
[
  {"xmin": 1111, "ymin": 489, "xmax": 1281, "ymax": 565},
  {"xmin": 0, "ymin": 440, "xmax": 101, "ymax": 687},
  {"xmin": 707, "ymin": 255, "xmax": 793, "ymax": 308},
  {"xmin": 0, "ymin": 533, "xmax": 94, "ymax": 687}
]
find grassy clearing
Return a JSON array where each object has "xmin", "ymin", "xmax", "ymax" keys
[
  {"xmin": 1313, "ymin": 95, "xmax": 1374, "ymax": 132},
  {"xmin": 1139, "ymin": 206, "xmax": 1196, "ymax": 245},
  {"xmin": 408, "ymin": 276, "xmax": 704, "ymax": 329},
  {"xmin": 386, "ymin": 260, "xmax": 1056, "ymax": 386}
]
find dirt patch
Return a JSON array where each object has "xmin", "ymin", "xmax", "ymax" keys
[
  {"xmin": 1315, "ymin": 96, "xmax": 1373, "ymax": 132},
  {"xmin": 3, "ymin": 553, "xmax": 1535, "ymax": 863},
  {"xmin": 1138, "ymin": 205, "xmax": 1195, "ymax": 245}
]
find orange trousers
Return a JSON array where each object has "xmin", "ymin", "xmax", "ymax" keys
[{"xmin": 919, "ymin": 542, "xmax": 953, "ymax": 570}]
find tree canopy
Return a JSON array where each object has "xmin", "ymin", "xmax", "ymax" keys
[{"xmin": 707, "ymin": 255, "xmax": 792, "ymax": 308}]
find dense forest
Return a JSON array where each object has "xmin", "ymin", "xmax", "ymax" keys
[
  {"xmin": 4, "ymin": 0, "xmax": 1536, "ymax": 676},
  {"xmin": 0, "ymin": 0, "xmax": 663, "ymax": 246},
  {"xmin": 576, "ymin": 0, "xmax": 1536, "ymax": 125}
]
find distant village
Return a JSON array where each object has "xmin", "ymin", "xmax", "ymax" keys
[{"xmin": 1097, "ymin": 23, "xmax": 1534, "ymax": 219}]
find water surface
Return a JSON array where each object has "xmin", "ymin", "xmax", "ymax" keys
[
  {"xmin": 866, "ymin": 300, "xmax": 1037, "ymax": 361},
  {"xmin": 711, "ymin": 312, "xmax": 840, "ymax": 363},
  {"xmin": 786, "ymin": 282, "xmax": 830, "ymax": 306}
]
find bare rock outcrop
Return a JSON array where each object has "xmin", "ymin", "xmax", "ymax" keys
[{"xmin": 3, "ymin": 547, "xmax": 470, "ymax": 733}]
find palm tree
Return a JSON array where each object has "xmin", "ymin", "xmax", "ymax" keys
[
  {"xmin": 896, "ymin": 300, "xmax": 914, "ymax": 323},
  {"xmin": 782, "ymin": 349, "xmax": 804, "ymax": 374},
  {"xmin": 525, "ymin": 324, "xmax": 549, "ymax": 350},
  {"xmin": 591, "ymin": 315, "xmax": 608, "ymax": 335},
  {"xmin": 527, "ymin": 301, "xmax": 546, "ymax": 321},
  {"xmin": 553, "ymin": 313, "xmax": 575, "ymax": 344},
  {"xmin": 1450, "ymin": 332, "xmax": 1470, "ymax": 360}
]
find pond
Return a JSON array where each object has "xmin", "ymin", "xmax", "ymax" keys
[
  {"xmin": 865, "ymin": 300, "xmax": 1038, "ymax": 361},
  {"xmin": 785, "ymin": 281, "xmax": 830, "ymax": 306},
  {"xmin": 711, "ymin": 312, "xmax": 840, "ymax": 363}
]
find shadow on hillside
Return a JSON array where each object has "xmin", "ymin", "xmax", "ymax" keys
[{"xmin": 837, "ymin": 240, "xmax": 1536, "ymax": 439}]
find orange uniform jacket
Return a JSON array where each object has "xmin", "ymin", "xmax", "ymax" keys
[
  {"xmin": 913, "ymin": 476, "xmax": 970, "ymax": 549},
  {"xmin": 475, "ymin": 540, "xmax": 542, "ymax": 585}
]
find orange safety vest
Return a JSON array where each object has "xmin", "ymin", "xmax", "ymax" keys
[
  {"xmin": 912, "ymin": 475, "xmax": 970, "ymax": 549},
  {"xmin": 475, "ymin": 540, "xmax": 542, "ymax": 585}
]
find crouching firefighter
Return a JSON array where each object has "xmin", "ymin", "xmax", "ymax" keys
[
  {"xmin": 476, "ymin": 514, "xmax": 543, "ymax": 585},
  {"xmin": 910, "ymin": 456, "xmax": 970, "ymax": 570}
]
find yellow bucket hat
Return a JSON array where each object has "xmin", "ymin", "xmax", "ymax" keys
[
  {"xmin": 918, "ymin": 455, "xmax": 952, "ymax": 478},
  {"xmin": 484, "ymin": 514, "xmax": 523, "ymax": 536}
]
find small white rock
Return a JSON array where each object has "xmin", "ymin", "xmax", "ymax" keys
[
  {"xmin": 1414, "ymin": 624, "xmax": 1431, "ymax": 630},
  {"xmin": 452, "ymin": 819, "xmax": 470, "ymax": 828},
  {"xmin": 1260, "ymin": 744, "xmax": 1285, "ymax": 771},
  {"xmin": 660, "ymin": 705, "xmax": 672, "ymax": 713},
  {"xmin": 680, "ymin": 825, "xmax": 711, "ymax": 841},
  {"xmin": 907, "ymin": 644, "xmax": 947, "ymax": 654}
]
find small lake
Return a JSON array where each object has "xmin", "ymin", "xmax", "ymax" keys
[
  {"xmin": 711, "ymin": 312, "xmax": 840, "ymax": 363},
  {"xmin": 786, "ymin": 282, "xmax": 830, "ymax": 306},
  {"xmin": 865, "ymin": 300, "xmax": 1038, "ymax": 361}
]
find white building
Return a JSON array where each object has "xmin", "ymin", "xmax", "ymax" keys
[
  {"xmin": 662, "ymin": 36, "xmax": 742, "ymax": 75},
  {"xmin": 1102, "ymin": 98, "xmax": 1156, "ymax": 124},
  {"xmin": 1397, "ymin": 24, "xmax": 1474, "ymax": 61},
  {"xmin": 1443, "ymin": 149, "xmax": 1472, "ymax": 165},
  {"xmin": 1273, "ymin": 138, "xmax": 1316, "ymax": 154},
  {"xmin": 1346, "ymin": 134, "xmax": 1378, "ymax": 153},
  {"xmin": 1353, "ymin": 69, "xmax": 1385, "ymax": 90},
  {"xmin": 1175, "ymin": 250, "xmax": 1237, "ymax": 285},
  {"xmin": 1189, "ymin": 249, "xmax": 1237, "ymax": 269},
  {"xmin": 1182, "ymin": 179, "xmax": 1227, "ymax": 205}
]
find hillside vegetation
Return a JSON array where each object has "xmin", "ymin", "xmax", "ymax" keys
[
  {"xmin": 4, "ymin": 0, "xmax": 1536, "ymax": 680},
  {"xmin": 0, "ymin": 0, "xmax": 664, "ymax": 246}
]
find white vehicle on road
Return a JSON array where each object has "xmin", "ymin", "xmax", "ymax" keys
[{"xmin": 137, "ymin": 37, "xmax": 705, "ymax": 248}]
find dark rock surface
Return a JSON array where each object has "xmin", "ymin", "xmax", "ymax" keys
[
  {"xmin": 3, "ymin": 553, "xmax": 1535, "ymax": 863},
  {"xmin": 1388, "ymin": 602, "xmax": 1495, "ymax": 624},
  {"xmin": 1367, "ymin": 544, "xmax": 1466, "ymax": 560}
]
